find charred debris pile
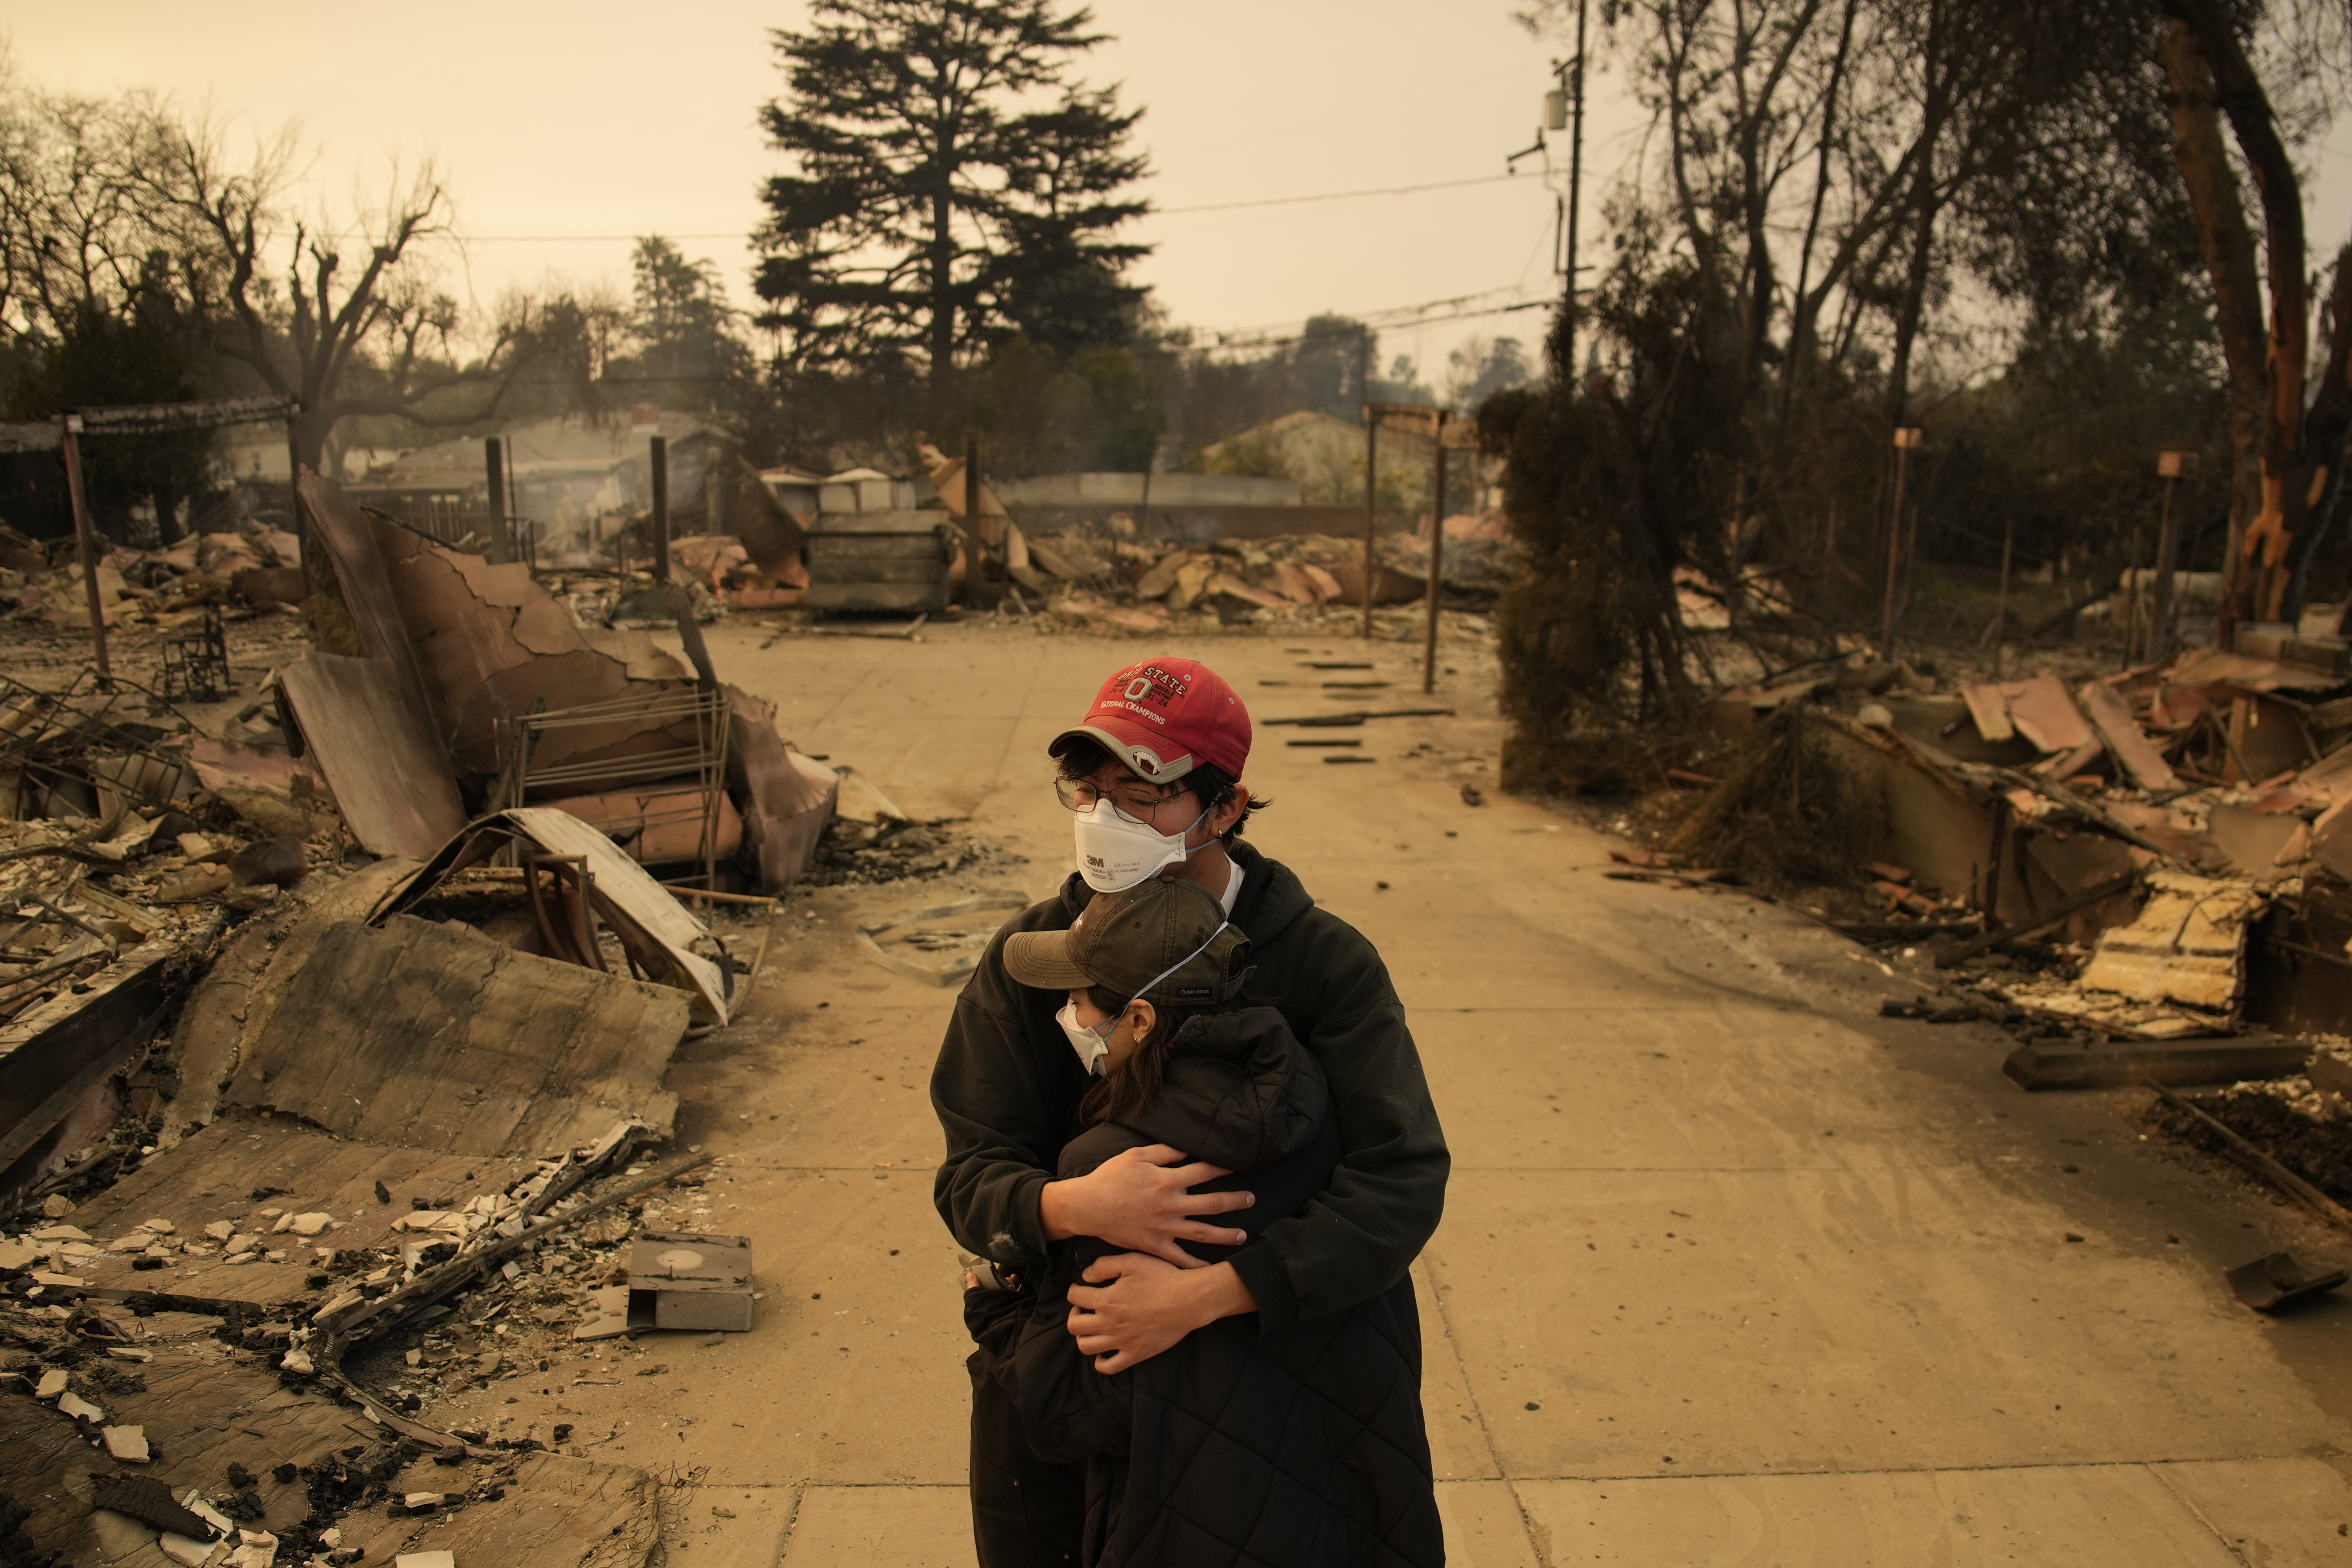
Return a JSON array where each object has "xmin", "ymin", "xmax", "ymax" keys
[
  {"xmin": 0, "ymin": 472, "xmax": 999, "ymax": 1566},
  {"xmin": 1603, "ymin": 643, "xmax": 2352, "ymax": 1218}
]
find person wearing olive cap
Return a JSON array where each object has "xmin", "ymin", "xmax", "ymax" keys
[
  {"xmin": 962, "ymin": 874, "xmax": 1439, "ymax": 1566},
  {"xmin": 931, "ymin": 657, "xmax": 1450, "ymax": 1567}
]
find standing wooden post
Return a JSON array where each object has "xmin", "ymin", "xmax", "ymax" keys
[
  {"xmin": 485, "ymin": 437, "xmax": 510, "ymax": 565},
  {"xmin": 2150, "ymin": 450, "xmax": 2188, "ymax": 663},
  {"xmin": 2121, "ymin": 524, "xmax": 2143, "ymax": 671},
  {"xmin": 58, "ymin": 416, "xmax": 110, "ymax": 679},
  {"xmin": 1424, "ymin": 412, "xmax": 1450, "ymax": 695},
  {"xmin": 1880, "ymin": 426, "xmax": 1922, "ymax": 661},
  {"xmin": 1989, "ymin": 512, "xmax": 2015, "ymax": 678},
  {"xmin": 965, "ymin": 430, "xmax": 986, "ymax": 584},
  {"xmin": 286, "ymin": 406, "xmax": 313, "ymax": 596},
  {"xmin": 649, "ymin": 435, "xmax": 670, "ymax": 583},
  {"xmin": 1361, "ymin": 409, "xmax": 1379, "ymax": 639}
]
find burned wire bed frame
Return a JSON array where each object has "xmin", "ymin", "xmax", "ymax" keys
[
  {"xmin": 0, "ymin": 668, "xmax": 193, "ymax": 823},
  {"xmin": 489, "ymin": 686, "xmax": 732, "ymax": 892}
]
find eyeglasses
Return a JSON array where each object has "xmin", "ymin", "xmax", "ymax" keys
[{"xmin": 1054, "ymin": 776, "xmax": 1190, "ymax": 826}]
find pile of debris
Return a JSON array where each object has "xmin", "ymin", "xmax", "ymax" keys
[
  {"xmin": 0, "ymin": 470, "xmax": 924, "ymax": 1561},
  {"xmin": 0, "ymin": 1120, "xmax": 709, "ymax": 1565},
  {"xmin": 1681, "ymin": 645, "xmax": 2352, "ymax": 1057},
  {"xmin": 2, "ymin": 519, "xmax": 313, "ymax": 629}
]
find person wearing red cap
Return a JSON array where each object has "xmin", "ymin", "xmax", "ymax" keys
[{"xmin": 931, "ymin": 655, "xmax": 1451, "ymax": 1566}]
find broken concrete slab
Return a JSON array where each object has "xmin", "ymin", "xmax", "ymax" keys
[
  {"xmin": 165, "ymin": 856, "xmax": 423, "ymax": 1145},
  {"xmin": 63, "ymin": 1115, "xmax": 536, "ymax": 1308},
  {"xmin": 1, "ymin": 1356, "xmax": 367, "ymax": 1558},
  {"xmin": 332, "ymin": 1452, "xmax": 658, "ymax": 1568},
  {"xmin": 226, "ymin": 915, "xmax": 688, "ymax": 1157}
]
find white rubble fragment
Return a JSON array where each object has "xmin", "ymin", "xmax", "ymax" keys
[
  {"xmin": 226, "ymin": 1233, "xmax": 260, "ymax": 1255},
  {"xmin": 157, "ymin": 1533, "xmax": 218, "ymax": 1568},
  {"xmin": 57, "ymin": 1390, "xmax": 103, "ymax": 1421},
  {"xmin": 0, "ymin": 1238, "xmax": 37, "ymax": 1270},
  {"xmin": 33, "ymin": 1368, "xmax": 66, "ymax": 1398},
  {"xmin": 101, "ymin": 1424, "xmax": 149, "ymax": 1461},
  {"xmin": 105, "ymin": 1347, "xmax": 153, "ymax": 1363},
  {"xmin": 225, "ymin": 1531, "xmax": 278, "ymax": 1568},
  {"xmin": 403, "ymin": 1491, "xmax": 446, "ymax": 1508},
  {"xmin": 288, "ymin": 1212, "xmax": 331, "ymax": 1236},
  {"xmin": 136, "ymin": 1218, "xmax": 175, "ymax": 1235},
  {"xmin": 203, "ymin": 1220, "xmax": 235, "ymax": 1241},
  {"xmin": 394, "ymin": 1552, "xmax": 457, "ymax": 1568},
  {"xmin": 280, "ymin": 1348, "xmax": 314, "ymax": 1374},
  {"xmin": 29, "ymin": 1225, "xmax": 89, "ymax": 1242},
  {"xmin": 180, "ymin": 1488, "xmax": 236, "ymax": 1535},
  {"xmin": 270, "ymin": 1213, "xmax": 294, "ymax": 1234}
]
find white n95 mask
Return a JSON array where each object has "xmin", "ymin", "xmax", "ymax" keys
[
  {"xmin": 1055, "ymin": 1001, "xmax": 1116, "ymax": 1075},
  {"xmin": 1072, "ymin": 798, "xmax": 1205, "ymax": 893}
]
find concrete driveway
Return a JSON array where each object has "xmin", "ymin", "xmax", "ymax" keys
[{"xmin": 600, "ymin": 615, "xmax": 2352, "ymax": 1566}]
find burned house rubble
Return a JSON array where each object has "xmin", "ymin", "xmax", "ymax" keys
[
  {"xmin": 1635, "ymin": 642, "xmax": 2352, "ymax": 1208},
  {"xmin": 0, "ymin": 472, "xmax": 917, "ymax": 1567}
]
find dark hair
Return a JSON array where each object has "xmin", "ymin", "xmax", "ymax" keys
[
  {"xmin": 1076, "ymin": 986, "xmax": 1225, "ymax": 1129},
  {"xmin": 1052, "ymin": 736, "xmax": 1270, "ymax": 846}
]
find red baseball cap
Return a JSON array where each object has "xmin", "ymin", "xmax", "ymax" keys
[{"xmin": 1048, "ymin": 657, "xmax": 1251, "ymax": 784}]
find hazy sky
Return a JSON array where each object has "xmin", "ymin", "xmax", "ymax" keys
[{"xmin": 9, "ymin": 3, "xmax": 2348, "ymax": 390}]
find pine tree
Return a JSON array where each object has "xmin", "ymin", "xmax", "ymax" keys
[{"xmin": 753, "ymin": 0, "xmax": 1151, "ymax": 393}]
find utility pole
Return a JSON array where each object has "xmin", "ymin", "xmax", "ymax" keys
[
  {"xmin": 1562, "ymin": 0, "xmax": 1588, "ymax": 376},
  {"xmin": 1880, "ymin": 426, "xmax": 1922, "ymax": 661}
]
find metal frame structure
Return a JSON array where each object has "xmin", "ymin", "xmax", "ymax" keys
[
  {"xmin": 0, "ymin": 669, "xmax": 191, "ymax": 822},
  {"xmin": 491, "ymin": 687, "xmax": 732, "ymax": 889},
  {"xmin": 159, "ymin": 604, "xmax": 231, "ymax": 703}
]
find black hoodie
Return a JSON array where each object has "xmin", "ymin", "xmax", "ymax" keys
[{"xmin": 931, "ymin": 839, "xmax": 1450, "ymax": 1330}]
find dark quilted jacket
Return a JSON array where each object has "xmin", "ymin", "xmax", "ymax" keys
[{"xmin": 966, "ymin": 1008, "xmax": 1442, "ymax": 1568}]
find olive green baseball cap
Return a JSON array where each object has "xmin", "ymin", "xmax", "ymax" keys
[{"xmin": 1004, "ymin": 876, "xmax": 1250, "ymax": 1005}]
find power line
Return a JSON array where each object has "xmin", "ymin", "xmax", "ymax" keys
[{"xmin": 450, "ymin": 170, "xmax": 1545, "ymax": 244}]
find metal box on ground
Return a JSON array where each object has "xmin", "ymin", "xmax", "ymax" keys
[
  {"xmin": 804, "ymin": 512, "xmax": 957, "ymax": 612},
  {"xmin": 628, "ymin": 1231, "xmax": 755, "ymax": 1332}
]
